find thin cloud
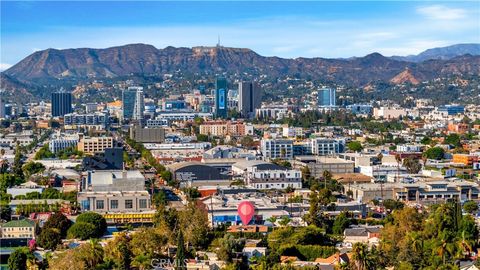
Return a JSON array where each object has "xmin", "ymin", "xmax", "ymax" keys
[{"xmin": 417, "ymin": 5, "xmax": 467, "ymax": 20}]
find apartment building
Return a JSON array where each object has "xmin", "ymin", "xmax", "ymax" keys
[
  {"xmin": 310, "ymin": 138, "xmax": 345, "ymax": 155},
  {"xmin": 261, "ymin": 139, "xmax": 294, "ymax": 160},
  {"xmin": 78, "ymin": 170, "xmax": 151, "ymax": 213},
  {"xmin": 293, "ymin": 156, "xmax": 355, "ymax": 179},
  {"xmin": 77, "ymin": 136, "xmax": 114, "ymax": 154},
  {"xmin": 1, "ymin": 220, "xmax": 36, "ymax": 239},
  {"xmin": 199, "ymin": 121, "xmax": 254, "ymax": 137}
]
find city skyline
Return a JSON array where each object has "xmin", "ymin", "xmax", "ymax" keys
[{"xmin": 1, "ymin": 1, "xmax": 479, "ymax": 70}]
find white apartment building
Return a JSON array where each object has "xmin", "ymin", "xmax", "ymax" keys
[
  {"xmin": 396, "ymin": 144, "xmax": 423, "ymax": 153},
  {"xmin": 261, "ymin": 139, "xmax": 294, "ymax": 160},
  {"xmin": 248, "ymin": 169, "xmax": 302, "ymax": 189},
  {"xmin": 310, "ymin": 138, "xmax": 345, "ymax": 156},
  {"xmin": 282, "ymin": 126, "xmax": 304, "ymax": 138}
]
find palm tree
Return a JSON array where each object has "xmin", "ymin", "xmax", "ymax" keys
[
  {"xmin": 395, "ymin": 154, "xmax": 402, "ymax": 181},
  {"xmin": 82, "ymin": 239, "xmax": 103, "ymax": 268},
  {"xmin": 131, "ymin": 254, "xmax": 150, "ymax": 270},
  {"xmin": 278, "ymin": 216, "xmax": 291, "ymax": 227},
  {"xmin": 322, "ymin": 170, "xmax": 332, "ymax": 189},
  {"xmin": 351, "ymin": 242, "xmax": 373, "ymax": 270},
  {"xmin": 408, "ymin": 232, "xmax": 423, "ymax": 254},
  {"xmin": 266, "ymin": 216, "xmax": 277, "ymax": 225}
]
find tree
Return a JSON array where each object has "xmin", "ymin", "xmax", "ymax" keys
[
  {"xmin": 197, "ymin": 134, "xmax": 209, "ymax": 142},
  {"xmin": 420, "ymin": 136, "xmax": 432, "ymax": 145},
  {"xmin": 8, "ymin": 248, "xmax": 28, "ymax": 270},
  {"xmin": 13, "ymin": 144, "xmax": 24, "ymax": 179},
  {"xmin": 332, "ymin": 212, "xmax": 351, "ymax": 235},
  {"xmin": 75, "ymin": 212, "xmax": 107, "ymax": 238},
  {"xmin": 22, "ymin": 161, "xmax": 46, "ymax": 178},
  {"xmin": 317, "ymin": 188, "xmax": 334, "ymax": 206},
  {"xmin": 347, "ymin": 141, "xmax": 363, "ymax": 152},
  {"xmin": 214, "ymin": 234, "xmax": 245, "ymax": 263},
  {"xmin": 402, "ymin": 158, "xmax": 422, "ymax": 174},
  {"xmin": 67, "ymin": 222, "xmax": 98, "ymax": 240},
  {"xmin": 0, "ymin": 204, "xmax": 12, "ymax": 221},
  {"xmin": 383, "ymin": 199, "xmax": 404, "ymax": 211},
  {"xmin": 130, "ymin": 227, "xmax": 167, "ymax": 259},
  {"xmin": 180, "ymin": 202, "xmax": 210, "ymax": 248},
  {"xmin": 351, "ymin": 242, "xmax": 375, "ymax": 270},
  {"xmin": 104, "ymin": 232, "xmax": 131, "ymax": 270},
  {"xmin": 240, "ymin": 135, "xmax": 255, "ymax": 148},
  {"xmin": 37, "ymin": 228, "xmax": 62, "ymax": 250},
  {"xmin": 278, "ymin": 216, "xmax": 291, "ymax": 227},
  {"xmin": 80, "ymin": 239, "xmax": 104, "ymax": 269},
  {"xmin": 463, "ymin": 201, "xmax": 479, "ymax": 214},
  {"xmin": 161, "ymin": 170, "xmax": 173, "ymax": 184},
  {"xmin": 153, "ymin": 190, "xmax": 168, "ymax": 207},
  {"xmin": 175, "ymin": 230, "xmax": 186, "ymax": 270},
  {"xmin": 43, "ymin": 212, "xmax": 71, "ymax": 238},
  {"xmin": 182, "ymin": 187, "xmax": 201, "ymax": 201},
  {"xmin": 423, "ymin": 147, "xmax": 445, "ymax": 160},
  {"xmin": 444, "ymin": 133, "xmax": 461, "ymax": 148}
]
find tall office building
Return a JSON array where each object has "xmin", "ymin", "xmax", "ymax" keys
[
  {"xmin": 215, "ymin": 77, "xmax": 228, "ymax": 118},
  {"xmin": 122, "ymin": 86, "xmax": 144, "ymax": 120},
  {"xmin": 133, "ymin": 88, "xmax": 145, "ymax": 121},
  {"xmin": 51, "ymin": 91, "xmax": 73, "ymax": 117},
  {"xmin": 317, "ymin": 88, "xmax": 336, "ymax": 107},
  {"xmin": 238, "ymin": 81, "xmax": 261, "ymax": 119}
]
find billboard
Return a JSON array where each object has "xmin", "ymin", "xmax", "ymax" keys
[{"xmin": 218, "ymin": 88, "xmax": 226, "ymax": 109}]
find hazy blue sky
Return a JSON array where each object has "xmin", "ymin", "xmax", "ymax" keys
[{"xmin": 1, "ymin": 1, "xmax": 479, "ymax": 70}]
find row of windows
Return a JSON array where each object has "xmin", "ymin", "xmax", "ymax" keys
[
  {"xmin": 3, "ymin": 227, "xmax": 33, "ymax": 231},
  {"xmin": 3, "ymin": 234, "xmax": 33, "ymax": 238},
  {"xmin": 94, "ymin": 199, "xmax": 148, "ymax": 210}
]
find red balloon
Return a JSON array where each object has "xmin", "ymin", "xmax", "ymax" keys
[{"xmin": 237, "ymin": 201, "xmax": 255, "ymax": 225}]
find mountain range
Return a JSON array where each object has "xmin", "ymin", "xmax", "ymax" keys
[
  {"xmin": 1, "ymin": 43, "xmax": 480, "ymax": 101},
  {"xmin": 391, "ymin": 43, "xmax": 480, "ymax": 62}
]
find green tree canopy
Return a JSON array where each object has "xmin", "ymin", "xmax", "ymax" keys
[
  {"xmin": 423, "ymin": 147, "xmax": 445, "ymax": 160},
  {"xmin": 347, "ymin": 141, "xmax": 363, "ymax": 152},
  {"xmin": 67, "ymin": 222, "xmax": 98, "ymax": 240},
  {"xmin": 37, "ymin": 228, "xmax": 62, "ymax": 250},
  {"xmin": 43, "ymin": 212, "xmax": 72, "ymax": 238},
  {"xmin": 75, "ymin": 212, "xmax": 107, "ymax": 238},
  {"xmin": 463, "ymin": 201, "xmax": 479, "ymax": 214}
]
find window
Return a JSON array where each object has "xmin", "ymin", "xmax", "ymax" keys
[
  {"xmin": 111, "ymin": 200, "xmax": 118, "ymax": 209},
  {"xmin": 81, "ymin": 200, "xmax": 90, "ymax": 210},
  {"xmin": 96, "ymin": 200, "xmax": 104, "ymax": 210},
  {"xmin": 139, "ymin": 199, "xmax": 147, "ymax": 209},
  {"xmin": 125, "ymin": 200, "xmax": 133, "ymax": 209}
]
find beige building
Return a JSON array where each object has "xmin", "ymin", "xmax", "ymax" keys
[
  {"xmin": 293, "ymin": 156, "xmax": 355, "ymax": 179},
  {"xmin": 77, "ymin": 191, "xmax": 151, "ymax": 213},
  {"xmin": 199, "ymin": 121, "xmax": 253, "ymax": 137},
  {"xmin": 78, "ymin": 136, "xmax": 114, "ymax": 154},
  {"xmin": 373, "ymin": 107, "xmax": 407, "ymax": 119},
  {"xmin": 1, "ymin": 219, "xmax": 36, "ymax": 239}
]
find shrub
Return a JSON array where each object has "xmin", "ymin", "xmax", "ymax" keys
[
  {"xmin": 67, "ymin": 222, "xmax": 98, "ymax": 240},
  {"xmin": 76, "ymin": 212, "xmax": 107, "ymax": 238},
  {"xmin": 37, "ymin": 228, "xmax": 62, "ymax": 250}
]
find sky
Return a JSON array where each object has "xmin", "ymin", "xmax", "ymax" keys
[{"xmin": 1, "ymin": 1, "xmax": 479, "ymax": 71}]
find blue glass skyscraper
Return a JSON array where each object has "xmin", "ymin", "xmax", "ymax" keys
[
  {"xmin": 122, "ymin": 88, "xmax": 137, "ymax": 120},
  {"xmin": 318, "ymin": 88, "xmax": 336, "ymax": 107}
]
